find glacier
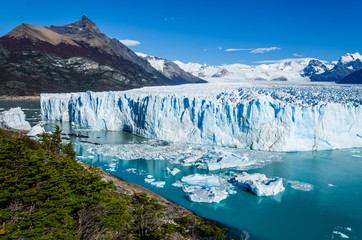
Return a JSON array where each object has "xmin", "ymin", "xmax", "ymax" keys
[{"xmin": 41, "ymin": 82, "xmax": 362, "ymax": 151}]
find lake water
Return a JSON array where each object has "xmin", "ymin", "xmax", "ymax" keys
[{"xmin": 1, "ymin": 100, "xmax": 361, "ymax": 240}]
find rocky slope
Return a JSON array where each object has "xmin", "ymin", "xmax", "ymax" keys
[
  {"xmin": 0, "ymin": 16, "xmax": 203, "ymax": 96},
  {"xmin": 339, "ymin": 69, "xmax": 362, "ymax": 84},
  {"xmin": 136, "ymin": 52, "xmax": 206, "ymax": 84},
  {"xmin": 303, "ymin": 53, "xmax": 362, "ymax": 82}
]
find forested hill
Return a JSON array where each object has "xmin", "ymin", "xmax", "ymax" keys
[{"xmin": 0, "ymin": 128, "xmax": 226, "ymax": 239}]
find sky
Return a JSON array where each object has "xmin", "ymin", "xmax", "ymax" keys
[{"xmin": 0, "ymin": 0, "xmax": 361, "ymax": 65}]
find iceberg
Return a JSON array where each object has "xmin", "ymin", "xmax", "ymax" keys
[
  {"xmin": 206, "ymin": 153, "xmax": 252, "ymax": 171},
  {"xmin": 41, "ymin": 83, "xmax": 362, "ymax": 151},
  {"xmin": 232, "ymin": 172, "xmax": 285, "ymax": 196},
  {"xmin": 181, "ymin": 174, "xmax": 221, "ymax": 188},
  {"xmin": 186, "ymin": 187, "xmax": 229, "ymax": 203},
  {"xmin": 0, "ymin": 107, "xmax": 31, "ymax": 131},
  {"xmin": 180, "ymin": 173, "xmax": 235, "ymax": 203},
  {"xmin": 27, "ymin": 124, "xmax": 46, "ymax": 137},
  {"xmin": 166, "ymin": 167, "xmax": 180, "ymax": 175}
]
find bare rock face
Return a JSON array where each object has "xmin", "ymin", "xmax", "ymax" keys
[{"xmin": 0, "ymin": 16, "xmax": 204, "ymax": 96}]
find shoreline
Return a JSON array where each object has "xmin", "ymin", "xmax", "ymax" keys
[
  {"xmin": 78, "ymin": 161, "xmax": 247, "ymax": 240},
  {"xmin": 0, "ymin": 95, "xmax": 40, "ymax": 100}
]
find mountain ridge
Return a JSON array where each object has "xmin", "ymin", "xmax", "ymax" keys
[{"xmin": 0, "ymin": 16, "xmax": 204, "ymax": 96}]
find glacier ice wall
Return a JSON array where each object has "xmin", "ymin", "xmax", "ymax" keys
[{"xmin": 41, "ymin": 84, "xmax": 362, "ymax": 151}]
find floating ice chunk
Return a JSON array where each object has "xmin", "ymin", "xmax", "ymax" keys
[
  {"xmin": 181, "ymin": 174, "xmax": 221, "ymax": 188},
  {"xmin": 182, "ymin": 185, "xmax": 203, "ymax": 193},
  {"xmin": 125, "ymin": 168, "xmax": 137, "ymax": 173},
  {"xmin": 333, "ymin": 231, "xmax": 349, "ymax": 238},
  {"xmin": 145, "ymin": 178, "xmax": 155, "ymax": 183},
  {"xmin": 186, "ymin": 187, "xmax": 228, "ymax": 203},
  {"xmin": 167, "ymin": 167, "xmax": 180, "ymax": 176},
  {"xmin": 328, "ymin": 183, "xmax": 335, "ymax": 187},
  {"xmin": 232, "ymin": 172, "xmax": 285, "ymax": 196},
  {"xmin": 147, "ymin": 175, "xmax": 153, "ymax": 179},
  {"xmin": 206, "ymin": 154, "xmax": 251, "ymax": 171},
  {"xmin": 351, "ymin": 154, "xmax": 361, "ymax": 158},
  {"xmin": 27, "ymin": 124, "xmax": 46, "ymax": 137},
  {"xmin": 150, "ymin": 181, "xmax": 165, "ymax": 188},
  {"xmin": 345, "ymin": 228, "xmax": 352, "ymax": 231},
  {"xmin": 172, "ymin": 181, "xmax": 183, "ymax": 187},
  {"xmin": 0, "ymin": 107, "xmax": 31, "ymax": 131},
  {"xmin": 182, "ymin": 155, "xmax": 203, "ymax": 164},
  {"xmin": 287, "ymin": 180, "xmax": 314, "ymax": 191}
]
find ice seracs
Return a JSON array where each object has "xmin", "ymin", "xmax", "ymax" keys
[
  {"xmin": 232, "ymin": 172, "xmax": 285, "ymax": 196},
  {"xmin": 0, "ymin": 107, "xmax": 31, "ymax": 131},
  {"xmin": 41, "ymin": 83, "xmax": 362, "ymax": 151}
]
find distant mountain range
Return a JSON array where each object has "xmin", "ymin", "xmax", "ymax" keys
[
  {"xmin": 0, "ymin": 16, "xmax": 360, "ymax": 97},
  {"xmin": 0, "ymin": 16, "xmax": 204, "ymax": 96},
  {"xmin": 139, "ymin": 52, "xmax": 362, "ymax": 84}
]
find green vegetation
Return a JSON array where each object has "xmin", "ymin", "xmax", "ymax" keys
[{"xmin": 0, "ymin": 127, "xmax": 226, "ymax": 239}]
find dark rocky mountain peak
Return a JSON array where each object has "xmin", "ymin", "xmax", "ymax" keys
[
  {"xmin": 0, "ymin": 17, "xmax": 204, "ymax": 96},
  {"xmin": 50, "ymin": 15, "xmax": 101, "ymax": 37}
]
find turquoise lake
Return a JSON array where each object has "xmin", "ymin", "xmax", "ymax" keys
[{"xmin": 1, "ymin": 100, "xmax": 362, "ymax": 240}]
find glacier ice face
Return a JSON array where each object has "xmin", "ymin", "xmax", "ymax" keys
[
  {"xmin": 0, "ymin": 107, "xmax": 31, "ymax": 131},
  {"xmin": 41, "ymin": 83, "xmax": 362, "ymax": 151},
  {"xmin": 232, "ymin": 172, "xmax": 285, "ymax": 196}
]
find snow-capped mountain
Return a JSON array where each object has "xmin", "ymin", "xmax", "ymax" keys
[
  {"xmin": 174, "ymin": 58, "xmax": 317, "ymax": 82},
  {"xmin": 136, "ymin": 53, "xmax": 205, "ymax": 84},
  {"xmin": 135, "ymin": 52, "xmax": 362, "ymax": 84},
  {"xmin": 300, "ymin": 60, "xmax": 333, "ymax": 77},
  {"xmin": 308, "ymin": 52, "xmax": 362, "ymax": 82}
]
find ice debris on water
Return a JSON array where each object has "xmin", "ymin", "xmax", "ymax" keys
[
  {"xmin": 85, "ymin": 142, "xmax": 283, "ymax": 171},
  {"xmin": 232, "ymin": 172, "xmax": 285, "ymax": 196},
  {"xmin": 287, "ymin": 180, "xmax": 314, "ymax": 191},
  {"xmin": 144, "ymin": 175, "xmax": 165, "ymax": 188},
  {"xmin": 166, "ymin": 167, "xmax": 180, "ymax": 176}
]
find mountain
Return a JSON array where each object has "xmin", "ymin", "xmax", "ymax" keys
[
  {"xmin": 306, "ymin": 53, "xmax": 362, "ymax": 82},
  {"xmin": 173, "ymin": 58, "xmax": 315, "ymax": 82},
  {"xmin": 136, "ymin": 53, "xmax": 206, "ymax": 84},
  {"xmin": 0, "ymin": 16, "xmax": 202, "ymax": 96},
  {"xmin": 300, "ymin": 59, "xmax": 331, "ymax": 77},
  {"xmin": 339, "ymin": 69, "xmax": 362, "ymax": 84}
]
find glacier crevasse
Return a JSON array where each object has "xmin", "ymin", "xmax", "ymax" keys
[{"xmin": 40, "ymin": 84, "xmax": 362, "ymax": 151}]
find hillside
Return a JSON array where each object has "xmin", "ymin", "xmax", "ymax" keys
[
  {"xmin": 0, "ymin": 128, "xmax": 227, "ymax": 239},
  {"xmin": 0, "ymin": 16, "xmax": 204, "ymax": 96}
]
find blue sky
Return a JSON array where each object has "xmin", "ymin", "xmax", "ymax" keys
[{"xmin": 1, "ymin": 0, "xmax": 361, "ymax": 65}]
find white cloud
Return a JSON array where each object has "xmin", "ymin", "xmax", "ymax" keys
[
  {"xmin": 119, "ymin": 39, "xmax": 141, "ymax": 46},
  {"xmin": 253, "ymin": 60, "xmax": 280, "ymax": 64},
  {"xmin": 250, "ymin": 47, "xmax": 281, "ymax": 54},
  {"xmin": 293, "ymin": 53, "xmax": 303, "ymax": 57},
  {"xmin": 203, "ymin": 48, "xmax": 208, "ymax": 51},
  {"xmin": 217, "ymin": 46, "xmax": 223, "ymax": 50},
  {"xmin": 225, "ymin": 48, "xmax": 252, "ymax": 52}
]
